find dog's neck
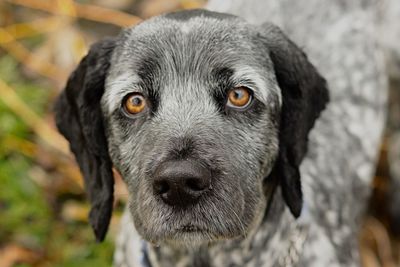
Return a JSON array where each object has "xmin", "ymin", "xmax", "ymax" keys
[{"xmin": 142, "ymin": 190, "xmax": 304, "ymax": 267}]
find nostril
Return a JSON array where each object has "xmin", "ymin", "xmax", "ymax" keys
[
  {"xmin": 152, "ymin": 160, "xmax": 212, "ymax": 206},
  {"xmin": 153, "ymin": 180, "xmax": 169, "ymax": 195},
  {"xmin": 185, "ymin": 178, "xmax": 206, "ymax": 191}
]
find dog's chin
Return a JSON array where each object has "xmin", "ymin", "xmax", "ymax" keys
[
  {"xmin": 139, "ymin": 223, "xmax": 246, "ymax": 248},
  {"xmin": 163, "ymin": 230, "xmax": 216, "ymax": 248}
]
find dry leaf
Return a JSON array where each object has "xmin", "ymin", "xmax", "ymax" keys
[{"xmin": 0, "ymin": 244, "xmax": 41, "ymax": 267}]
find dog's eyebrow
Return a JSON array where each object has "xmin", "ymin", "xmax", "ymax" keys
[
  {"xmin": 103, "ymin": 73, "xmax": 142, "ymax": 114},
  {"xmin": 232, "ymin": 65, "xmax": 282, "ymax": 106}
]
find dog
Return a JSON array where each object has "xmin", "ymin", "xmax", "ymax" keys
[{"xmin": 54, "ymin": 4, "xmax": 389, "ymax": 266}]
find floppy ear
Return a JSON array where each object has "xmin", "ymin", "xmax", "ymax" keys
[
  {"xmin": 54, "ymin": 38, "xmax": 116, "ymax": 242},
  {"xmin": 260, "ymin": 23, "xmax": 329, "ymax": 217}
]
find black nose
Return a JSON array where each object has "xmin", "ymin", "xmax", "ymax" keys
[{"xmin": 153, "ymin": 160, "xmax": 211, "ymax": 207}]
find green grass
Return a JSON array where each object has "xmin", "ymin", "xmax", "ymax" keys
[{"xmin": 0, "ymin": 55, "xmax": 114, "ymax": 266}]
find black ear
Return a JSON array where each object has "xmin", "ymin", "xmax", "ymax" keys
[
  {"xmin": 261, "ymin": 23, "xmax": 329, "ymax": 217},
  {"xmin": 54, "ymin": 38, "xmax": 116, "ymax": 242}
]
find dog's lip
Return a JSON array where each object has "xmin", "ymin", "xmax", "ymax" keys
[{"xmin": 177, "ymin": 224, "xmax": 205, "ymax": 233}]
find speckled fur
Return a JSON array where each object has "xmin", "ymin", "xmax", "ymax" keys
[
  {"xmin": 105, "ymin": 9, "xmax": 329, "ymax": 267},
  {"xmin": 53, "ymin": 0, "xmax": 394, "ymax": 266},
  {"xmin": 102, "ymin": 12, "xmax": 283, "ymax": 247},
  {"xmin": 115, "ymin": 1, "xmax": 391, "ymax": 266}
]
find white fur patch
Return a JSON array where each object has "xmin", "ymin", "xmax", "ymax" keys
[{"xmin": 180, "ymin": 23, "xmax": 192, "ymax": 34}]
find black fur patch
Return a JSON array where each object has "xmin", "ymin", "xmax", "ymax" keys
[
  {"xmin": 54, "ymin": 38, "xmax": 117, "ymax": 242},
  {"xmin": 260, "ymin": 23, "xmax": 329, "ymax": 217}
]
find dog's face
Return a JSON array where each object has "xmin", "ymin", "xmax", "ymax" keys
[
  {"xmin": 103, "ymin": 11, "xmax": 282, "ymax": 245},
  {"xmin": 54, "ymin": 10, "xmax": 328, "ymax": 244}
]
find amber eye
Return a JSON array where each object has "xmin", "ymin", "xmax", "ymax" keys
[
  {"xmin": 226, "ymin": 87, "xmax": 252, "ymax": 108},
  {"xmin": 123, "ymin": 93, "xmax": 147, "ymax": 115}
]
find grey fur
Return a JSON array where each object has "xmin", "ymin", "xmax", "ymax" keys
[
  {"xmin": 102, "ymin": 11, "xmax": 286, "ymax": 246},
  {"xmin": 53, "ymin": 1, "xmax": 392, "ymax": 266},
  {"xmin": 114, "ymin": 1, "xmax": 393, "ymax": 266},
  {"xmin": 104, "ymin": 9, "xmax": 329, "ymax": 267}
]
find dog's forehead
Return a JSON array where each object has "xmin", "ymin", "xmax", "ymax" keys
[
  {"xmin": 115, "ymin": 11, "xmax": 259, "ymax": 65},
  {"xmin": 103, "ymin": 10, "xmax": 281, "ymax": 114},
  {"xmin": 110, "ymin": 10, "xmax": 273, "ymax": 74},
  {"xmin": 135, "ymin": 9, "xmax": 244, "ymax": 36}
]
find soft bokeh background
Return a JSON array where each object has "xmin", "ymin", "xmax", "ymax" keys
[{"xmin": 0, "ymin": 1, "xmax": 398, "ymax": 266}]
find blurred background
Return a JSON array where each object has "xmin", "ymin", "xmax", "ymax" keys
[{"xmin": 0, "ymin": 0, "xmax": 398, "ymax": 267}]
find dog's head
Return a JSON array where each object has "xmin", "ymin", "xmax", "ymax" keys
[{"xmin": 54, "ymin": 10, "xmax": 328, "ymax": 244}]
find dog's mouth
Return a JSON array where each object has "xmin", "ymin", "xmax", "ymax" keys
[
  {"xmin": 178, "ymin": 224, "xmax": 204, "ymax": 233},
  {"xmin": 162, "ymin": 223, "xmax": 221, "ymax": 245},
  {"xmin": 134, "ymin": 170, "xmax": 252, "ymax": 245},
  {"xmin": 136, "ymin": 206, "xmax": 251, "ymax": 245}
]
